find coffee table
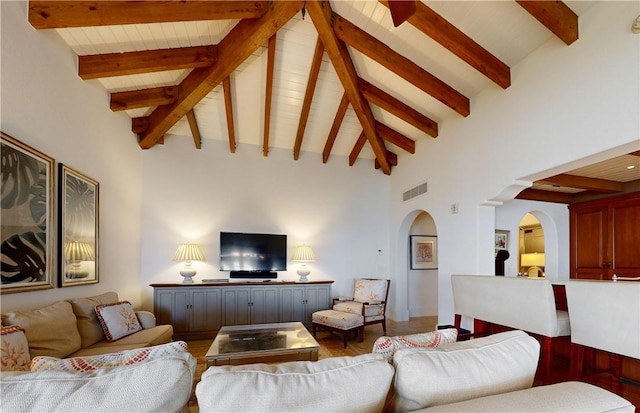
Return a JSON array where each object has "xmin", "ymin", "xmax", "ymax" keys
[{"xmin": 205, "ymin": 322, "xmax": 320, "ymax": 367}]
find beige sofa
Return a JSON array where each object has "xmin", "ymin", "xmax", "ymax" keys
[
  {"xmin": 1, "ymin": 291, "xmax": 173, "ymax": 360},
  {"xmin": 195, "ymin": 330, "xmax": 634, "ymax": 412}
]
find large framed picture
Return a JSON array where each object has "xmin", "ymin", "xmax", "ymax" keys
[
  {"xmin": 1, "ymin": 132, "xmax": 55, "ymax": 294},
  {"xmin": 58, "ymin": 164, "xmax": 99, "ymax": 287},
  {"xmin": 410, "ymin": 235, "xmax": 438, "ymax": 270}
]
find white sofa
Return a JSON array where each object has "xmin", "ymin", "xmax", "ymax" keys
[
  {"xmin": 1, "ymin": 343, "xmax": 196, "ymax": 413},
  {"xmin": 195, "ymin": 330, "xmax": 634, "ymax": 412}
]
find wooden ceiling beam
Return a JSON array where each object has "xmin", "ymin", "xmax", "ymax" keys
[
  {"xmin": 387, "ymin": 0, "xmax": 417, "ymax": 27},
  {"xmin": 359, "ymin": 78, "xmax": 438, "ymax": 138},
  {"xmin": 380, "ymin": 0, "xmax": 511, "ymax": 89},
  {"xmin": 375, "ymin": 122, "xmax": 414, "ymax": 154},
  {"xmin": 537, "ymin": 174, "xmax": 623, "ymax": 193},
  {"xmin": 516, "ymin": 188, "xmax": 573, "ymax": 204},
  {"xmin": 307, "ymin": 1, "xmax": 391, "ymax": 175},
  {"xmin": 323, "ymin": 92, "xmax": 350, "ymax": 164},
  {"xmin": 79, "ymin": 46, "xmax": 218, "ymax": 80},
  {"xmin": 137, "ymin": 1, "xmax": 303, "ymax": 149},
  {"xmin": 349, "ymin": 131, "xmax": 368, "ymax": 166},
  {"xmin": 294, "ymin": 39, "xmax": 325, "ymax": 161},
  {"xmin": 29, "ymin": 1, "xmax": 269, "ymax": 29},
  {"xmin": 222, "ymin": 77, "xmax": 236, "ymax": 154},
  {"xmin": 375, "ymin": 151, "xmax": 398, "ymax": 170},
  {"xmin": 333, "ymin": 12, "xmax": 470, "ymax": 117},
  {"xmin": 263, "ymin": 35, "xmax": 277, "ymax": 157},
  {"xmin": 516, "ymin": 1, "xmax": 578, "ymax": 45},
  {"xmin": 110, "ymin": 86, "xmax": 179, "ymax": 111},
  {"xmin": 186, "ymin": 109, "xmax": 202, "ymax": 149}
]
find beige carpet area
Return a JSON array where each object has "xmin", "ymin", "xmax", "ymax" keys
[{"xmin": 185, "ymin": 316, "xmax": 438, "ymax": 410}]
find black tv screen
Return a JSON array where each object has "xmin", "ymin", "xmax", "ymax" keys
[{"xmin": 219, "ymin": 232, "xmax": 287, "ymax": 277}]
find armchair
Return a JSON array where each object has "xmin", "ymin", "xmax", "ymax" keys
[{"xmin": 333, "ymin": 278, "xmax": 390, "ymax": 333}]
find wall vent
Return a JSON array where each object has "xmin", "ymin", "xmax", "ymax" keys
[{"xmin": 403, "ymin": 181, "xmax": 428, "ymax": 201}]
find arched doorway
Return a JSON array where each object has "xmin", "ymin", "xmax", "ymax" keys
[{"xmin": 395, "ymin": 209, "xmax": 439, "ymax": 321}]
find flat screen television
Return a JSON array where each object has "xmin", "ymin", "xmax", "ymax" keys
[{"xmin": 219, "ymin": 232, "xmax": 286, "ymax": 278}]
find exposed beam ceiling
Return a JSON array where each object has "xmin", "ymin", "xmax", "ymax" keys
[{"xmin": 28, "ymin": 0, "xmax": 591, "ymax": 179}]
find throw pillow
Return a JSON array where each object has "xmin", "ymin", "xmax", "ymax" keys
[
  {"xmin": 67, "ymin": 292, "xmax": 119, "ymax": 347},
  {"xmin": 1, "ymin": 301, "xmax": 81, "ymax": 358},
  {"xmin": 372, "ymin": 328, "xmax": 458, "ymax": 362},
  {"xmin": 1, "ymin": 325, "xmax": 31, "ymax": 371},
  {"xmin": 95, "ymin": 301, "xmax": 142, "ymax": 342},
  {"xmin": 30, "ymin": 341, "xmax": 189, "ymax": 372}
]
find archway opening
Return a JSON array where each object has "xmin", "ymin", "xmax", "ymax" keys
[
  {"xmin": 519, "ymin": 213, "xmax": 545, "ymax": 277},
  {"xmin": 408, "ymin": 211, "xmax": 438, "ymax": 317}
]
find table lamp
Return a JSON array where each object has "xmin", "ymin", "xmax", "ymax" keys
[
  {"xmin": 64, "ymin": 240, "xmax": 95, "ymax": 279},
  {"xmin": 292, "ymin": 245, "xmax": 315, "ymax": 282},
  {"xmin": 173, "ymin": 242, "xmax": 205, "ymax": 283},
  {"xmin": 521, "ymin": 252, "xmax": 545, "ymax": 278}
]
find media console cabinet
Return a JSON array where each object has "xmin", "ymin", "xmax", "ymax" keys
[{"xmin": 151, "ymin": 281, "xmax": 333, "ymax": 340}]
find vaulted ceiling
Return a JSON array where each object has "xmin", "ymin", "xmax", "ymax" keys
[{"xmin": 28, "ymin": 1, "xmax": 638, "ymax": 203}]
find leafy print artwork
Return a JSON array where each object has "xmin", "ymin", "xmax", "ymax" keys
[{"xmin": 0, "ymin": 135, "xmax": 52, "ymax": 288}]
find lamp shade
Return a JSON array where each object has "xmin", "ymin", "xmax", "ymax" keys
[
  {"xmin": 292, "ymin": 245, "xmax": 315, "ymax": 262},
  {"xmin": 65, "ymin": 241, "xmax": 95, "ymax": 261},
  {"xmin": 173, "ymin": 243, "xmax": 205, "ymax": 261},
  {"xmin": 521, "ymin": 252, "xmax": 545, "ymax": 267}
]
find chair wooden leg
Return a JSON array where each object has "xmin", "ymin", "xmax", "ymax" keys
[
  {"xmin": 610, "ymin": 354, "xmax": 622, "ymax": 395},
  {"xmin": 358, "ymin": 327, "xmax": 364, "ymax": 342},
  {"xmin": 540, "ymin": 336, "xmax": 553, "ymax": 384},
  {"xmin": 570, "ymin": 343, "xmax": 585, "ymax": 380}
]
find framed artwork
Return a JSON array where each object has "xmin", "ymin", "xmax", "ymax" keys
[
  {"xmin": 410, "ymin": 235, "xmax": 438, "ymax": 270},
  {"xmin": 495, "ymin": 230, "xmax": 509, "ymax": 251},
  {"xmin": 1, "ymin": 132, "xmax": 55, "ymax": 294},
  {"xmin": 58, "ymin": 164, "xmax": 99, "ymax": 287}
]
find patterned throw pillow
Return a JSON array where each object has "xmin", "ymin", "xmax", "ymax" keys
[
  {"xmin": 95, "ymin": 301, "xmax": 142, "ymax": 342},
  {"xmin": 372, "ymin": 328, "xmax": 458, "ymax": 362},
  {"xmin": 1, "ymin": 325, "xmax": 31, "ymax": 371},
  {"xmin": 30, "ymin": 341, "xmax": 189, "ymax": 372}
]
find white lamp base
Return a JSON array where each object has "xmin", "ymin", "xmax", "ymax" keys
[
  {"xmin": 527, "ymin": 266, "xmax": 543, "ymax": 278},
  {"xmin": 297, "ymin": 265, "xmax": 310, "ymax": 283},
  {"xmin": 180, "ymin": 269, "xmax": 197, "ymax": 284}
]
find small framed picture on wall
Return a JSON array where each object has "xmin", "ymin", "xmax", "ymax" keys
[
  {"xmin": 410, "ymin": 235, "xmax": 438, "ymax": 270},
  {"xmin": 495, "ymin": 230, "xmax": 509, "ymax": 252}
]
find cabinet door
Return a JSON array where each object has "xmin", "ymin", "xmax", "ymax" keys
[
  {"xmin": 250, "ymin": 287, "xmax": 279, "ymax": 324},
  {"xmin": 190, "ymin": 289, "xmax": 222, "ymax": 333},
  {"xmin": 611, "ymin": 199, "xmax": 640, "ymax": 277},
  {"xmin": 222, "ymin": 288, "xmax": 250, "ymax": 326},
  {"xmin": 278, "ymin": 286, "xmax": 306, "ymax": 323},
  {"xmin": 154, "ymin": 289, "xmax": 189, "ymax": 333},
  {"xmin": 303, "ymin": 285, "xmax": 332, "ymax": 324},
  {"xmin": 571, "ymin": 204, "xmax": 608, "ymax": 280}
]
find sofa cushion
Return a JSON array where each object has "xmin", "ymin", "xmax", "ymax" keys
[
  {"xmin": 31, "ymin": 341, "xmax": 188, "ymax": 372},
  {"xmin": 95, "ymin": 301, "xmax": 142, "ymax": 342},
  {"xmin": 1, "ymin": 301, "xmax": 81, "ymax": 358},
  {"xmin": 392, "ymin": 330, "xmax": 539, "ymax": 412},
  {"xmin": 196, "ymin": 353, "xmax": 394, "ymax": 412},
  {"xmin": 67, "ymin": 292, "xmax": 118, "ymax": 347},
  {"xmin": 69, "ymin": 325, "xmax": 174, "ymax": 357},
  {"xmin": 1, "ymin": 326, "xmax": 31, "ymax": 371},
  {"xmin": 415, "ymin": 382, "xmax": 635, "ymax": 412},
  {"xmin": 372, "ymin": 328, "xmax": 458, "ymax": 363},
  {"xmin": 1, "ymin": 352, "xmax": 196, "ymax": 413}
]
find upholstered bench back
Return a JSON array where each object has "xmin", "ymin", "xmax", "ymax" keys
[{"xmin": 451, "ymin": 275, "xmax": 569, "ymax": 337}]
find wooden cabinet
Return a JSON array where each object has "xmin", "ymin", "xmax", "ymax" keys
[
  {"xmin": 570, "ymin": 192, "xmax": 640, "ymax": 280},
  {"xmin": 221, "ymin": 286, "xmax": 279, "ymax": 326},
  {"xmin": 154, "ymin": 287, "xmax": 222, "ymax": 340},
  {"xmin": 152, "ymin": 281, "xmax": 333, "ymax": 340},
  {"xmin": 278, "ymin": 285, "xmax": 332, "ymax": 324}
]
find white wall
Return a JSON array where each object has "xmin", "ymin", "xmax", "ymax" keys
[
  {"xmin": 389, "ymin": 1, "xmax": 640, "ymax": 325},
  {"xmin": 138, "ymin": 136, "xmax": 390, "ymax": 309},
  {"xmin": 1, "ymin": 1, "xmax": 143, "ymax": 310}
]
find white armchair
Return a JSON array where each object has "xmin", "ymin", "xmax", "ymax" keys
[{"xmin": 333, "ymin": 278, "xmax": 390, "ymax": 333}]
